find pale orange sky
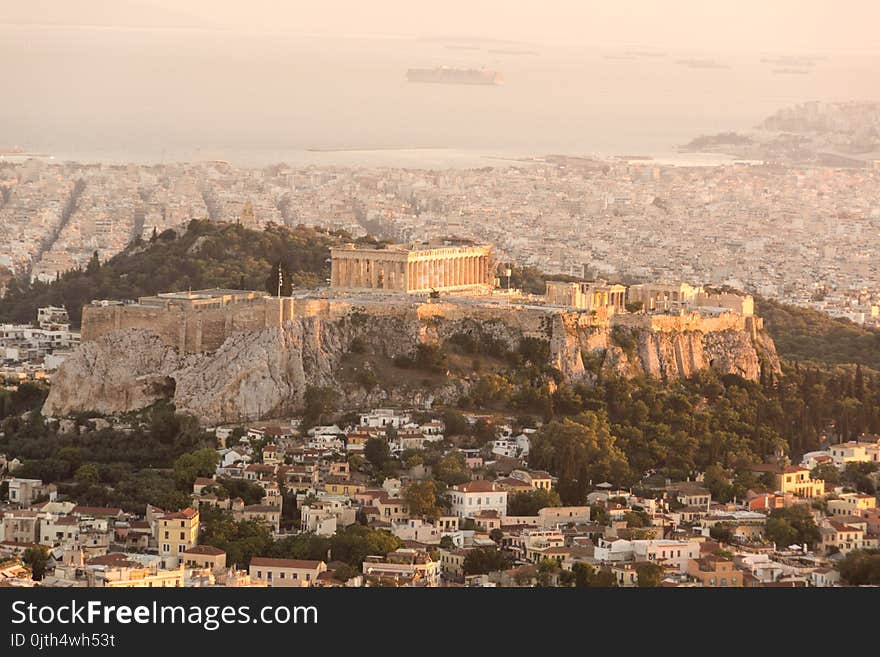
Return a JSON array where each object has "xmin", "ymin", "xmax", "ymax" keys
[{"xmin": 4, "ymin": 0, "xmax": 880, "ymax": 52}]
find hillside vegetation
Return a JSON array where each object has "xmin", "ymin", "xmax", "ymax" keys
[
  {"xmin": 0, "ymin": 220, "xmax": 342, "ymax": 327},
  {"xmin": 756, "ymin": 297, "xmax": 880, "ymax": 370}
]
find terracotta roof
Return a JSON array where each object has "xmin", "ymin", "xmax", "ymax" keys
[
  {"xmin": 160, "ymin": 508, "xmax": 199, "ymax": 521},
  {"xmin": 71, "ymin": 506, "xmax": 122, "ymax": 517},
  {"xmin": 453, "ymin": 480, "xmax": 502, "ymax": 493},
  {"xmin": 250, "ymin": 557, "xmax": 323, "ymax": 569}
]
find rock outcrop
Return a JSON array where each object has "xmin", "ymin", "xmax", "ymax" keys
[{"xmin": 44, "ymin": 307, "xmax": 781, "ymax": 424}]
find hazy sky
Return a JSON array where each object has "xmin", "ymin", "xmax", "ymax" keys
[{"xmin": 4, "ymin": 0, "xmax": 880, "ymax": 53}]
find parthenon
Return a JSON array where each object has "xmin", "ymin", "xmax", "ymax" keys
[{"xmin": 330, "ymin": 243, "xmax": 494, "ymax": 293}]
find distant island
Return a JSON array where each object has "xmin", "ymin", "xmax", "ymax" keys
[{"xmin": 679, "ymin": 101, "xmax": 880, "ymax": 166}]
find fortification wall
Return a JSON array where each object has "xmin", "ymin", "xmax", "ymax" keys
[
  {"xmin": 81, "ymin": 293, "xmax": 766, "ymax": 357},
  {"xmin": 82, "ymin": 300, "xmax": 276, "ymax": 354},
  {"xmin": 610, "ymin": 311, "xmax": 746, "ymax": 333}
]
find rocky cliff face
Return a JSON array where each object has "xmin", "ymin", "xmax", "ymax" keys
[{"xmin": 43, "ymin": 309, "xmax": 780, "ymax": 424}]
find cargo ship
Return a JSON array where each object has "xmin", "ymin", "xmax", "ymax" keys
[{"xmin": 406, "ymin": 66, "xmax": 503, "ymax": 86}]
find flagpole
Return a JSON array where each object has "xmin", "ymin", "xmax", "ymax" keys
[{"xmin": 277, "ymin": 266, "xmax": 283, "ymax": 328}]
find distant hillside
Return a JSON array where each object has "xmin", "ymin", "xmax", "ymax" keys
[
  {"xmin": 756, "ymin": 296, "xmax": 880, "ymax": 370},
  {"xmin": 0, "ymin": 220, "xmax": 345, "ymax": 327}
]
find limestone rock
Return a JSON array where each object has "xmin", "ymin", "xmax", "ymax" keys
[
  {"xmin": 43, "ymin": 329, "xmax": 180, "ymax": 417},
  {"xmin": 44, "ymin": 309, "xmax": 781, "ymax": 424}
]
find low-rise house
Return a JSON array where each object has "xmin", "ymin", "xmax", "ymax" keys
[
  {"xmin": 183, "ymin": 546, "xmax": 227, "ymax": 571},
  {"xmin": 829, "ymin": 438, "xmax": 880, "ymax": 468},
  {"xmin": 449, "ymin": 480, "xmax": 508, "ymax": 519},
  {"xmin": 359, "ymin": 409, "xmax": 411, "ymax": 429},
  {"xmin": 7, "ymin": 478, "xmax": 52, "ymax": 507},
  {"xmin": 85, "ymin": 553, "xmax": 184, "ymax": 588},
  {"xmin": 373, "ymin": 496, "xmax": 409, "ymax": 523},
  {"xmin": 538, "ymin": 506, "xmax": 591, "ymax": 528},
  {"xmin": 750, "ymin": 465, "xmax": 825, "ymax": 498},
  {"xmin": 113, "ymin": 521, "xmax": 152, "ymax": 551},
  {"xmin": 324, "ymin": 479, "xmax": 367, "ymax": 496},
  {"xmin": 395, "ymin": 428, "xmax": 442, "ymax": 451},
  {"xmin": 393, "ymin": 518, "xmax": 443, "ymax": 544},
  {"xmin": 510, "ymin": 469, "xmax": 553, "ymax": 491},
  {"xmin": 1, "ymin": 510, "xmax": 40, "ymax": 544},
  {"xmin": 435, "ymin": 516, "xmax": 460, "ymax": 533},
  {"xmin": 438, "ymin": 548, "xmax": 470, "ymax": 579},
  {"xmin": 611, "ymin": 561, "xmax": 646, "ymax": 587},
  {"xmin": 249, "ymin": 557, "xmax": 327, "ymax": 587},
  {"xmin": 234, "ymin": 505, "xmax": 281, "ymax": 532},
  {"xmin": 39, "ymin": 515, "xmax": 79, "ymax": 547},
  {"xmin": 687, "ymin": 555, "xmax": 743, "ymax": 587},
  {"xmin": 811, "ymin": 567, "xmax": 840, "ymax": 587},
  {"xmin": 666, "ymin": 482, "xmax": 712, "ymax": 510},
  {"xmin": 828, "ymin": 493, "xmax": 877, "ymax": 517},
  {"xmin": 700, "ymin": 510, "xmax": 767, "ymax": 542},
  {"xmin": 819, "ymin": 518, "xmax": 879, "ymax": 555},
  {"xmin": 362, "ymin": 548, "xmax": 439, "ymax": 587},
  {"xmin": 301, "ymin": 498, "xmax": 357, "ymax": 536}
]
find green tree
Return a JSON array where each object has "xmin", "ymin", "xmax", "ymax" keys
[
  {"xmin": 529, "ymin": 413, "xmax": 631, "ymax": 504},
  {"xmin": 636, "ymin": 562, "xmax": 664, "ymax": 587},
  {"xmin": 442, "ymin": 410, "xmax": 469, "ymax": 436},
  {"xmin": 536, "ymin": 558, "xmax": 559, "ymax": 587},
  {"xmin": 301, "ymin": 385, "xmax": 338, "ymax": 428},
  {"xmin": 364, "ymin": 437, "xmax": 391, "ymax": 472},
  {"xmin": 571, "ymin": 562, "xmax": 595, "ymax": 587},
  {"xmin": 811, "ymin": 462, "xmax": 841, "ymax": 486},
  {"xmin": 329, "ymin": 525, "xmax": 403, "ymax": 566},
  {"xmin": 766, "ymin": 506, "xmax": 820, "ymax": 548},
  {"xmin": 403, "ymin": 481, "xmax": 440, "ymax": 519},
  {"xmin": 22, "ymin": 546, "xmax": 50, "ymax": 581},
  {"xmin": 173, "ymin": 448, "xmax": 220, "ymax": 489},
  {"xmin": 507, "ymin": 488, "xmax": 562, "ymax": 516},
  {"xmin": 463, "ymin": 547, "xmax": 510, "ymax": 575},
  {"xmin": 837, "ymin": 549, "xmax": 880, "ymax": 585},
  {"xmin": 73, "ymin": 463, "xmax": 100, "ymax": 485}
]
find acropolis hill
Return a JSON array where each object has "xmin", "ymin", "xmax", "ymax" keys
[{"xmin": 44, "ymin": 243, "xmax": 780, "ymax": 424}]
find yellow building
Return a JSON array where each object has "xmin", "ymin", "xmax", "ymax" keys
[
  {"xmin": 158, "ymin": 508, "xmax": 200, "ymax": 561},
  {"xmin": 776, "ymin": 466, "xmax": 825, "ymax": 498},
  {"xmin": 828, "ymin": 493, "xmax": 877, "ymax": 517},
  {"xmin": 323, "ymin": 480, "xmax": 368, "ymax": 496}
]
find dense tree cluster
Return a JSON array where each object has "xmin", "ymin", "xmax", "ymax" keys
[
  {"xmin": 199, "ymin": 509, "xmax": 403, "ymax": 569},
  {"xmin": 837, "ymin": 549, "xmax": 880, "ymax": 586},
  {"xmin": 0, "ymin": 402, "xmax": 216, "ymax": 512},
  {"xmin": 454, "ymin": 360, "xmax": 880, "ymax": 502},
  {"xmin": 0, "ymin": 220, "xmax": 339, "ymax": 327},
  {"xmin": 757, "ymin": 297, "xmax": 880, "ymax": 370}
]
